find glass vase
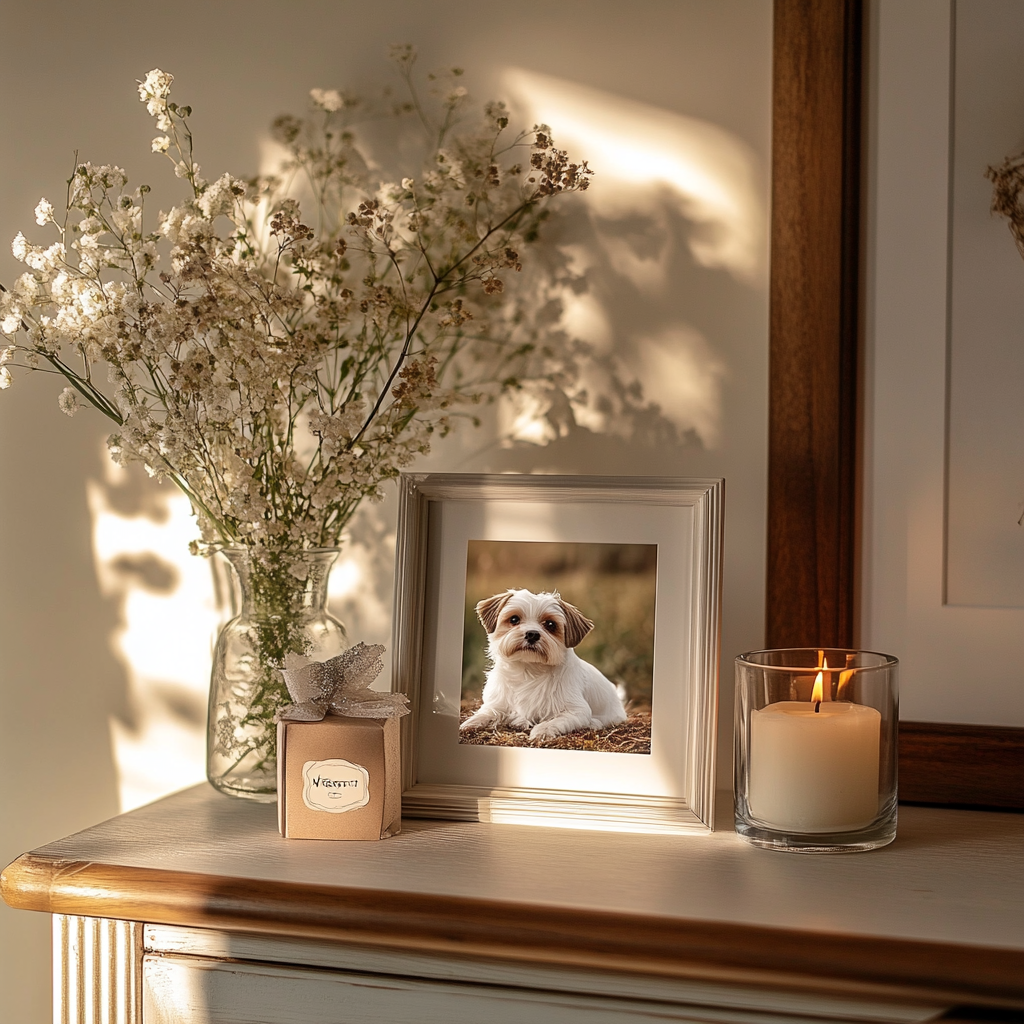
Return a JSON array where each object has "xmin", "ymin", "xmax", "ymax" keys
[{"xmin": 207, "ymin": 547, "xmax": 347, "ymax": 801}]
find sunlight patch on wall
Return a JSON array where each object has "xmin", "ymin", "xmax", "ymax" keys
[
  {"xmin": 504, "ymin": 68, "xmax": 764, "ymax": 284},
  {"xmin": 88, "ymin": 467, "xmax": 217, "ymax": 812},
  {"xmin": 326, "ymin": 512, "xmax": 399, "ymax": 688},
  {"xmin": 634, "ymin": 327, "xmax": 727, "ymax": 447},
  {"xmin": 496, "ymin": 69, "xmax": 763, "ymax": 450},
  {"xmin": 499, "ymin": 391, "xmax": 560, "ymax": 447}
]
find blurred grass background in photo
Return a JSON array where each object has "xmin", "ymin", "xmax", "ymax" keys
[{"xmin": 462, "ymin": 540, "xmax": 657, "ymax": 707}]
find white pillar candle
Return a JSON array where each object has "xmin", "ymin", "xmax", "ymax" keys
[{"xmin": 748, "ymin": 700, "xmax": 881, "ymax": 833}]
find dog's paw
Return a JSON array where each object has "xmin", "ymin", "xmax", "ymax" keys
[
  {"xmin": 460, "ymin": 713, "xmax": 493, "ymax": 732},
  {"xmin": 529, "ymin": 721, "xmax": 565, "ymax": 743}
]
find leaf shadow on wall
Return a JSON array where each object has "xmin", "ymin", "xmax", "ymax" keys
[
  {"xmin": 88, "ymin": 460, "xmax": 215, "ymax": 810},
  {"xmin": 490, "ymin": 196, "xmax": 765, "ymax": 477},
  {"xmin": 480, "ymin": 68, "xmax": 767, "ymax": 476}
]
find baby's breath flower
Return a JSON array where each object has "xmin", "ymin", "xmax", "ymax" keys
[
  {"xmin": 57, "ymin": 386, "xmax": 79, "ymax": 415},
  {"xmin": 2, "ymin": 62, "xmax": 591, "ymax": 573},
  {"xmin": 139, "ymin": 68, "xmax": 173, "ymax": 104},
  {"xmin": 139, "ymin": 68, "xmax": 175, "ymax": 130},
  {"xmin": 34, "ymin": 199, "xmax": 54, "ymax": 226},
  {"xmin": 199, "ymin": 173, "xmax": 244, "ymax": 219},
  {"xmin": 309, "ymin": 88, "xmax": 343, "ymax": 112}
]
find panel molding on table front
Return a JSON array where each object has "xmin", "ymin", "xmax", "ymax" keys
[
  {"xmin": 144, "ymin": 923, "xmax": 947, "ymax": 1024},
  {"xmin": 142, "ymin": 952, "xmax": 940, "ymax": 1024},
  {"xmin": 54, "ymin": 915, "xmax": 142, "ymax": 1024}
]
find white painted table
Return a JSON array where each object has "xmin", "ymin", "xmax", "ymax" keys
[{"xmin": 2, "ymin": 784, "xmax": 1022, "ymax": 1024}]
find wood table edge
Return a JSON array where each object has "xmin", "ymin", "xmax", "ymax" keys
[{"xmin": 4, "ymin": 852, "xmax": 1023, "ymax": 1010}]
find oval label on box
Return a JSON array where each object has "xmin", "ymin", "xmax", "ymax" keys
[{"xmin": 302, "ymin": 759, "xmax": 370, "ymax": 813}]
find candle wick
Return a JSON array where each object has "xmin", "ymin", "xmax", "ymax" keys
[{"xmin": 814, "ymin": 700, "xmax": 821, "ymax": 714}]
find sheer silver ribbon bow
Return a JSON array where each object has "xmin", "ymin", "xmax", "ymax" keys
[{"xmin": 277, "ymin": 642, "xmax": 410, "ymax": 722}]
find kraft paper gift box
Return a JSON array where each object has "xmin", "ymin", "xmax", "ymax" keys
[
  {"xmin": 277, "ymin": 713, "xmax": 401, "ymax": 840},
  {"xmin": 275, "ymin": 642, "xmax": 409, "ymax": 841}
]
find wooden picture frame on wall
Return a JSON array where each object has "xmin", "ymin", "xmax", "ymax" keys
[
  {"xmin": 768, "ymin": 0, "xmax": 861, "ymax": 652},
  {"xmin": 769, "ymin": 0, "xmax": 1023, "ymax": 809}
]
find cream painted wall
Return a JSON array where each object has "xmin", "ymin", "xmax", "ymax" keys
[{"xmin": 0, "ymin": 3, "xmax": 772, "ymax": 1020}]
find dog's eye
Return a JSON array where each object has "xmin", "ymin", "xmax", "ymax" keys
[
  {"xmin": 544, "ymin": 620, "xmax": 558, "ymax": 631},
  {"xmin": 508, "ymin": 615, "xmax": 520, "ymax": 625}
]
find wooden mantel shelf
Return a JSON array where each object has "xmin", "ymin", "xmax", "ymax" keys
[{"xmin": 3, "ymin": 785, "xmax": 1023, "ymax": 1014}]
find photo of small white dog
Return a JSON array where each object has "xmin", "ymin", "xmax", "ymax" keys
[{"xmin": 460, "ymin": 588, "xmax": 628, "ymax": 744}]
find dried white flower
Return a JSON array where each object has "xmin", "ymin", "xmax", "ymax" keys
[
  {"xmin": 139, "ymin": 68, "xmax": 173, "ymax": 103},
  {"xmin": 309, "ymin": 88, "xmax": 343, "ymax": 112},
  {"xmin": 13, "ymin": 273, "xmax": 38, "ymax": 299},
  {"xmin": 57, "ymin": 386, "xmax": 79, "ymax": 415},
  {"xmin": 1, "ymin": 62, "xmax": 592, "ymax": 566},
  {"xmin": 139, "ymin": 69, "xmax": 175, "ymax": 130},
  {"xmin": 198, "ymin": 173, "xmax": 243, "ymax": 220}
]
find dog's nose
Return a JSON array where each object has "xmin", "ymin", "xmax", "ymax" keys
[{"xmin": 524, "ymin": 630, "xmax": 541, "ymax": 644}]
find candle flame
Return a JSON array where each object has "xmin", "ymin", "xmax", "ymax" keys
[{"xmin": 811, "ymin": 670, "xmax": 824, "ymax": 705}]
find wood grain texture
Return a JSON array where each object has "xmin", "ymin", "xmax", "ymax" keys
[
  {"xmin": 767, "ymin": 0, "xmax": 862, "ymax": 647},
  {"xmin": 3, "ymin": 786, "xmax": 1023, "ymax": 1009},
  {"xmin": 16, "ymin": 859, "xmax": 1022, "ymax": 1010},
  {"xmin": 899, "ymin": 723, "xmax": 1024, "ymax": 810}
]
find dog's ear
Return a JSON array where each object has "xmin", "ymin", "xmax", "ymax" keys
[
  {"xmin": 476, "ymin": 591, "xmax": 513, "ymax": 634},
  {"xmin": 559, "ymin": 599, "xmax": 594, "ymax": 648}
]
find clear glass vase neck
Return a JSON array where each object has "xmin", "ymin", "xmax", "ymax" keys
[{"xmin": 220, "ymin": 547, "xmax": 339, "ymax": 619}]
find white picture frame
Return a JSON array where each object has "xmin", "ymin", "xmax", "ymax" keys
[{"xmin": 391, "ymin": 473, "xmax": 723, "ymax": 834}]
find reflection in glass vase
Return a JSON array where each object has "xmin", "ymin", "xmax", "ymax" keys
[{"xmin": 207, "ymin": 548, "xmax": 346, "ymax": 801}]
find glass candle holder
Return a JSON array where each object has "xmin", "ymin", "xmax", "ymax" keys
[{"xmin": 734, "ymin": 649, "xmax": 898, "ymax": 853}]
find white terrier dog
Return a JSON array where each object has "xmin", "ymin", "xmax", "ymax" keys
[{"xmin": 460, "ymin": 588, "xmax": 627, "ymax": 743}]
